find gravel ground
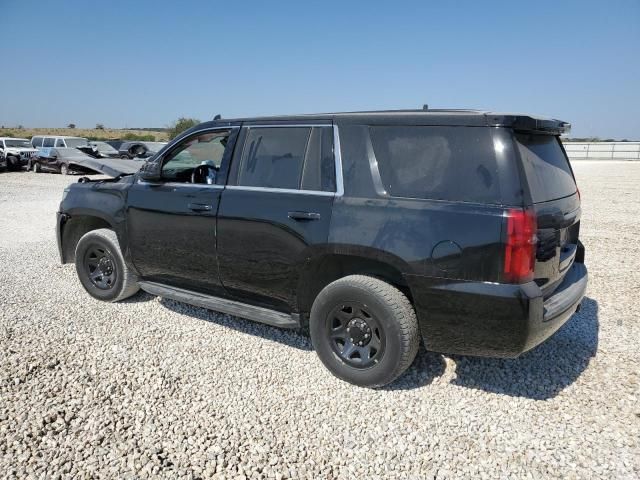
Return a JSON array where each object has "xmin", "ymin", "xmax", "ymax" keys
[{"xmin": 1, "ymin": 163, "xmax": 638, "ymax": 479}]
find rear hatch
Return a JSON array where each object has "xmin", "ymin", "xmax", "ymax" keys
[{"xmin": 514, "ymin": 133, "xmax": 581, "ymax": 296}]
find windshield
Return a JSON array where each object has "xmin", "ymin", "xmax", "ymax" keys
[
  {"xmin": 64, "ymin": 138, "xmax": 89, "ymax": 148},
  {"xmin": 515, "ymin": 133, "xmax": 577, "ymax": 203},
  {"xmin": 4, "ymin": 139, "xmax": 31, "ymax": 148}
]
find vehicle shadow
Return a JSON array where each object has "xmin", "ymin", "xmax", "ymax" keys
[
  {"xmin": 447, "ymin": 296, "xmax": 599, "ymax": 400},
  {"xmin": 158, "ymin": 297, "xmax": 314, "ymax": 351}
]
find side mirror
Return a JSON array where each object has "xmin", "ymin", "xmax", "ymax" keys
[{"xmin": 137, "ymin": 159, "xmax": 161, "ymax": 181}]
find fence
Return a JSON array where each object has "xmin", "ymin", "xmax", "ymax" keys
[{"xmin": 562, "ymin": 142, "xmax": 640, "ymax": 160}]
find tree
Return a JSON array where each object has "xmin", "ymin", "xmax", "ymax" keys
[
  {"xmin": 96, "ymin": 123, "xmax": 105, "ymax": 130},
  {"xmin": 166, "ymin": 117, "xmax": 200, "ymax": 140},
  {"xmin": 67, "ymin": 123, "xmax": 76, "ymax": 129}
]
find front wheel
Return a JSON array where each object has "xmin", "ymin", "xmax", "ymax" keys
[
  {"xmin": 31, "ymin": 161, "xmax": 41, "ymax": 173},
  {"xmin": 310, "ymin": 275, "xmax": 419, "ymax": 388},
  {"xmin": 75, "ymin": 229, "xmax": 139, "ymax": 302},
  {"xmin": 60, "ymin": 163, "xmax": 69, "ymax": 175}
]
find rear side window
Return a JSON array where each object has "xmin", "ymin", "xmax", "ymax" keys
[
  {"xmin": 300, "ymin": 127, "xmax": 336, "ymax": 192},
  {"xmin": 55, "ymin": 139, "xmax": 65, "ymax": 147},
  {"xmin": 369, "ymin": 126, "xmax": 501, "ymax": 204},
  {"xmin": 238, "ymin": 127, "xmax": 310, "ymax": 190},
  {"xmin": 43, "ymin": 138, "xmax": 55, "ymax": 147},
  {"xmin": 515, "ymin": 134, "xmax": 576, "ymax": 203}
]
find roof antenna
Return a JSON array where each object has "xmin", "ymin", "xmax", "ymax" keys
[
  {"xmin": 422, "ymin": 104, "xmax": 429, "ymax": 111},
  {"xmin": 213, "ymin": 114, "xmax": 222, "ymax": 120}
]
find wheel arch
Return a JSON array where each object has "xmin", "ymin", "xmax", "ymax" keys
[
  {"xmin": 295, "ymin": 247, "xmax": 413, "ymax": 323},
  {"xmin": 59, "ymin": 212, "xmax": 117, "ymax": 264}
]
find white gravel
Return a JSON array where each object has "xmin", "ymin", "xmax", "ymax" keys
[{"xmin": 1, "ymin": 164, "xmax": 639, "ymax": 479}]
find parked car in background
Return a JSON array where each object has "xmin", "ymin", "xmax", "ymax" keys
[
  {"xmin": 77, "ymin": 141, "xmax": 120, "ymax": 158},
  {"xmin": 117, "ymin": 141, "xmax": 166, "ymax": 159},
  {"xmin": 30, "ymin": 147, "xmax": 144, "ymax": 176},
  {"xmin": 0, "ymin": 137, "xmax": 38, "ymax": 171},
  {"xmin": 105, "ymin": 140, "xmax": 124, "ymax": 151},
  {"xmin": 55, "ymin": 110, "xmax": 587, "ymax": 388},
  {"xmin": 31, "ymin": 135, "xmax": 89, "ymax": 150}
]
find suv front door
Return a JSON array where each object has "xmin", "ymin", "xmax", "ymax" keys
[
  {"xmin": 126, "ymin": 127, "xmax": 239, "ymax": 295},
  {"xmin": 217, "ymin": 124, "xmax": 338, "ymax": 312}
]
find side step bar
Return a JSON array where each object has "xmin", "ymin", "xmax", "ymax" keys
[{"xmin": 138, "ymin": 281, "xmax": 300, "ymax": 329}]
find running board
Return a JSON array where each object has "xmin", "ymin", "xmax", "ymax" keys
[{"xmin": 138, "ymin": 281, "xmax": 300, "ymax": 329}]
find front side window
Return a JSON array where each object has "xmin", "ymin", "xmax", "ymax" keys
[
  {"xmin": 161, "ymin": 130, "xmax": 230, "ymax": 184},
  {"xmin": 55, "ymin": 139, "xmax": 65, "ymax": 147},
  {"xmin": 238, "ymin": 127, "xmax": 311, "ymax": 190}
]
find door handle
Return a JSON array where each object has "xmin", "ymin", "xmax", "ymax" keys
[
  {"xmin": 288, "ymin": 211, "xmax": 321, "ymax": 221},
  {"xmin": 188, "ymin": 203, "xmax": 213, "ymax": 212}
]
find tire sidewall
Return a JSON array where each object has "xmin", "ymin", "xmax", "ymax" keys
[
  {"xmin": 75, "ymin": 233, "xmax": 126, "ymax": 302},
  {"xmin": 310, "ymin": 282, "xmax": 406, "ymax": 387}
]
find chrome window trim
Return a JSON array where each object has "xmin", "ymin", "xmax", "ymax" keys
[
  {"xmin": 226, "ymin": 185, "xmax": 334, "ymax": 196},
  {"xmin": 136, "ymin": 179, "xmax": 224, "ymax": 189},
  {"xmin": 245, "ymin": 124, "xmax": 333, "ymax": 129},
  {"xmin": 333, "ymin": 124, "xmax": 345, "ymax": 197}
]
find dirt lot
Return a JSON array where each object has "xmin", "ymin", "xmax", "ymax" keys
[{"xmin": 0, "ymin": 162, "xmax": 638, "ymax": 479}]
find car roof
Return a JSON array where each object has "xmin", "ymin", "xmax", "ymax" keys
[
  {"xmin": 37, "ymin": 135, "xmax": 88, "ymax": 139},
  {"xmin": 200, "ymin": 109, "xmax": 569, "ymax": 133},
  {"xmin": 0, "ymin": 137, "xmax": 30, "ymax": 141}
]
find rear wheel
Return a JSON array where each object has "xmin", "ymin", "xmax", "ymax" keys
[
  {"xmin": 75, "ymin": 229, "xmax": 139, "ymax": 302},
  {"xmin": 60, "ymin": 163, "xmax": 69, "ymax": 175},
  {"xmin": 310, "ymin": 275, "xmax": 419, "ymax": 388}
]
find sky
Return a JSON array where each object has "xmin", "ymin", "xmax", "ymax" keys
[{"xmin": 1, "ymin": 0, "xmax": 638, "ymax": 139}]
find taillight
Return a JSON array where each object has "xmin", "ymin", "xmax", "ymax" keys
[{"xmin": 504, "ymin": 208, "xmax": 537, "ymax": 283}]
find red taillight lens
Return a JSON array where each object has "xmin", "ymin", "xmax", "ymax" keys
[{"xmin": 504, "ymin": 208, "xmax": 537, "ymax": 283}]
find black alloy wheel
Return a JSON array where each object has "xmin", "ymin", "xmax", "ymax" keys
[
  {"xmin": 327, "ymin": 302, "xmax": 385, "ymax": 369},
  {"xmin": 83, "ymin": 245, "xmax": 118, "ymax": 290}
]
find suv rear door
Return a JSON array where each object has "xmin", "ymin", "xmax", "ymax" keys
[
  {"xmin": 216, "ymin": 123, "xmax": 337, "ymax": 312},
  {"xmin": 515, "ymin": 133, "xmax": 581, "ymax": 294}
]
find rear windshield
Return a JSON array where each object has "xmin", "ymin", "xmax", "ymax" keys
[
  {"xmin": 369, "ymin": 126, "xmax": 501, "ymax": 204},
  {"xmin": 515, "ymin": 133, "xmax": 576, "ymax": 203}
]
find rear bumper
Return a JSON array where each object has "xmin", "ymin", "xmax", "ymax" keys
[{"xmin": 406, "ymin": 262, "xmax": 588, "ymax": 357}]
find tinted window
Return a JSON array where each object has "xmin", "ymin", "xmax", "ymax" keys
[
  {"xmin": 515, "ymin": 134, "xmax": 576, "ymax": 203},
  {"xmin": 238, "ymin": 127, "xmax": 310, "ymax": 189},
  {"xmin": 31, "ymin": 137, "xmax": 43, "ymax": 147},
  {"xmin": 370, "ymin": 126, "xmax": 501, "ymax": 204},
  {"xmin": 300, "ymin": 127, "xmax": 336, "ymax": 192},
  {"xmin": 55, "ymin": 139, "xmax": 65, "ymax": 147},
  {"xmin": 43, "ymin": 138, "xmax": 55, "ymax": 147}
]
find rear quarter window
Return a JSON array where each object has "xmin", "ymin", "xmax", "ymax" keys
[
  {"xmin": 369, "ymin": 126, "xmax": 501, "ymax": 204},
  {"xmin": 515, "ymin": 133, "xmax": 576, "ymax": 203}
]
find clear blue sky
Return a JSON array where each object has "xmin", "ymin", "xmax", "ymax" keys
[{"xmin": 1, "ymin": 0, "xmax": 638, "ymax": 138}]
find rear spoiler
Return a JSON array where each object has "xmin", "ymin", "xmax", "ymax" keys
[{"xmin": 485, "ymin": 114, "xmax": 571, "ymax": 135}]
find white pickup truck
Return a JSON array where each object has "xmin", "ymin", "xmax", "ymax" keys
[{"xmin": 0, "ymin": 137, "xmax": 38, "ymax": 171}]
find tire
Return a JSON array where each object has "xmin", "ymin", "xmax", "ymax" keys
[
  {"xmin": 75, "ymin": 228, "xmax": 139, "ymax": 302},
  {"xmin": 6, "ymin": 156, "xmax": 17, "ymax": 171},
  {"xmin": 31, "ymin": 161, "xmax": 40, "ymax": 173},
  {"xmin": 120, "ymin": 154, "xmax": 130, "ymax": 159},
  {"xmin": 309, "ymin": 275, "xmax": 419, "ymax": 388},
  {"xmin": 60, "ymin": 163, "xmax": 69, "ymax": 175}
]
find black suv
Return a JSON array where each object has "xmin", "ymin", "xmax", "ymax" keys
[{"xmin": 56, "ymin": 110, "xmax": 588, "ymax": 387}]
